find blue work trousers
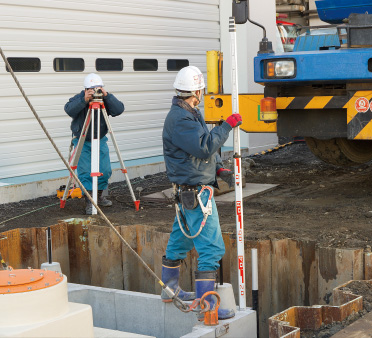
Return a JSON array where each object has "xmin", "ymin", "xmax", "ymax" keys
[
  {"xmin": 72, "ymin": 136, "xmax": 112, "ymax": 191},
  {"xmin": 166, "ymin": 186, "xmax": 225, "ymax": 271}
]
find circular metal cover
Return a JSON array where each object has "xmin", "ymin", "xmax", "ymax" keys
[{"xmin": 0, "ymin": 269, "xmax": 63, "ymax": 294}]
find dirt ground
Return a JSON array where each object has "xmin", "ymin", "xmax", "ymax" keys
[{"xmin": 1, "ymin": 140, "xmax": 372, "ymax": 251}]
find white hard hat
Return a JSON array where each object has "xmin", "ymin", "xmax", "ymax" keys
[
  {"xmin": 84, "ymin": 73, "xmax": 104, "ymax": 89},
  {"xmin": 173, "ymin": 66, "xmax": 205, "ymax": 92}
]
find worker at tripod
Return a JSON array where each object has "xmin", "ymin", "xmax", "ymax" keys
[
  {"xmin": 161, "ymin": 66, "xmax": 242, "ymax": 320},
  {"xmin": 65, "ymin": 73, "xmax": 124, "ymax": 214}
]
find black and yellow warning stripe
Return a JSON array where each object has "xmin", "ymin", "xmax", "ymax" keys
[
  {"xmin": 277, "ymin": 91, "xmax": 372, "ymax": 140},
  {"xmin": 276, "ymin": 94, "xmax": 354, "ymax": 110}
]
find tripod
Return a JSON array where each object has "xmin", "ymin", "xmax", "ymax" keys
[{"xmin": 60, "ymin": 92, "xmax": 140, "ymax": 214}]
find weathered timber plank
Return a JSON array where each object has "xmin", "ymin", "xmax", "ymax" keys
[
  {"xmin": 271, "ymin": 239, "xmax": 290, "ymax": 313},
  {"xmin": 364, "ymin": 252, "xmax": 372, "ymax": 280},
  {"xmin": 317, "ymin": 247, "xmax": 364, "ymax": 305},
  {"xmin": 153, "ymin": 230, "xmax": 170, "ymax": 294},
  {"xmin": 19, "ymin": 228, "xmax": 38, "ymax": 269},
  {"xmin": 120, "ymin": 225, "xmax": 138, "ymax": 291},
  {"xmin": 67, "ymin": 222, "xmax": 91, "ymax": 285},
  {"xmin": 88, "ymin": 224, "xmax": 123, "ymax": 289},
  {"xmin": 0, "ymin": 230, "xmax": 10, "ymax": 268},
  {"xmin": 258, "ymin": 240, "xmax": 272, "ymax": 338}
]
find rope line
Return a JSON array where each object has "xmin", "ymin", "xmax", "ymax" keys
[
  {"xmin": 0, "ymin": 47, "xmax": 165, "ymax": 289},
  {"xmin": 0, "ymin": 202, "xmax": 61, "ymax": 227}
]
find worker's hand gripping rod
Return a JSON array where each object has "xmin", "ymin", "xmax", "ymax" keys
[
  {"xmin": 229, "ymin": 16, "xmax": 246, "ymax": 310},
  {"xmin": 0, "ymin": 47, "xmax": 188, "ymax": 313}
]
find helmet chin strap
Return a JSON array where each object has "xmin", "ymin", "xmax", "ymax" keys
[{"xmin": 175, "ymin": 90, "xmax": 201, "ymax": 106}]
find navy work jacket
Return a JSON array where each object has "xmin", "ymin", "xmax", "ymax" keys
[
  {"xmin": 162, "ymin": 97, "xmax": 231, "ymax": 186},
  {"xmin": 65, "ymin": 90, "xmax": 124, "ymax": 141}
]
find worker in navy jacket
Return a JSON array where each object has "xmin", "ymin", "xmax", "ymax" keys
[
  {"xmin": 65, "ymin": 73, "xmax": 124, "ymax": 214},
  {"xmin": 161, "ymin": 66, "xmax": 242, "ymax": 320}
]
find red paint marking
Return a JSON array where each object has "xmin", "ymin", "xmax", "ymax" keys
[
  {"xmin": 238, "ymin": 256, "xmax": 244, "ymax": 283},
  {"xmin": 235, "ymin": 158, "xmax": 241, "ymax": 173},
  {"xmin": 236, "ymin": 201, "xmax": 242, "ymax": 229}
]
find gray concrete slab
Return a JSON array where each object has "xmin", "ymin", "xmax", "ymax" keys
[
  {"xmin": 163, "ymin": 302, "xmax": 198, "ymax": 338},
  {"xmin": 68, "ymin": 283, "xmax": 257, "ymax": 338},
  {"xmin": 181, "ymin": 308, "xmax": 257, "ymax": 338},
  {"xmin": 94, "ymin": 327, "xmax": 155, "ymax": 338},
  {"xmin": 68, "ymin": 284, "xmax": 118, "ymax": 330},
  {"xmin": 142, "ymin": 183, "xmax": 278, "ymax": 205},
  {"xmin": 114, "ymin": 290, "xmax": 165, "ymax": 338}
]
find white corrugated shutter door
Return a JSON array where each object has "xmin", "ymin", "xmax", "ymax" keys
[{"xmin": 0, "ymin": 0, "xmax": 220, "ymax": 179}]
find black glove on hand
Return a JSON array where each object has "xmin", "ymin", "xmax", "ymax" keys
[{"xmin": 217, "ymin": 168, "xmax": 234, "ymax": 188}]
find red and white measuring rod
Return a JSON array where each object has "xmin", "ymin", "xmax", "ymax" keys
[{"xmin": 229, "ymin": 16, "xmax": 246, "ymax": 310}]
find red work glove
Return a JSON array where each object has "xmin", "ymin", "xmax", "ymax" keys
[
  {"xmin": 217, "ymin": 168, "xmax": 234, "ymax": 188},
  {"xmin": 225, "ymin": 114, "xmax": 242, "ymax": 128}
]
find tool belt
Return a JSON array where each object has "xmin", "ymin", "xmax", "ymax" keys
[{"xmin": 173, "ymin": 184, "xmax": 200, "ymax": 210}]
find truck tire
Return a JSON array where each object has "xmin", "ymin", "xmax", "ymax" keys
[{"xmin": 305, "ymin": 137, "xmax": 372, "ymax": 167}]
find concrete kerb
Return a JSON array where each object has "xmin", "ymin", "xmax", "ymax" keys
[
  {"xmin": 67, "ymin": 283, "xmax": 257, "ymax": 338},
  {"xmin": 0, "ymin": 161, "xmax": 166, "ymax": 204}
]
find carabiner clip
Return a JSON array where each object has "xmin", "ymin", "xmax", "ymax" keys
[{"xmin": 197, "ymin": 186, "xmax": 213, "ymax": 217}]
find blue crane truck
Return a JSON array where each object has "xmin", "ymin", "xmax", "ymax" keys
[{"xmin": 204, "ymin": 0, "xmax": 372, "ymax": 166}]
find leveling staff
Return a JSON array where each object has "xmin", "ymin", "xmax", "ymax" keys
[
  {"xmin": 64, "ymin": 73, "xmax": 124, "ymax": 214},
  {"xmin": 161, "ymin": 66, "xmax": 242, "ymax": 320}
]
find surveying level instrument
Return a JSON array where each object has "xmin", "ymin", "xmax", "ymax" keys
[{"xmin": 59, "ymin": 88, "xmax": 140, "ymax": 213}]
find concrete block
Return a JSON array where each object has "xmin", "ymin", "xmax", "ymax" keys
[
  {"xmin": 68, "ymin": 283, "xmax": 258, "ymax": 338},
  {"xmin": 68, "ymin": 286, "xmax": 90, "ymax": 304},
  {"xmin": 40, "ymin": 262, "xmax": 61, "ymax": 272},
  {"xmin": 94, "ymin": 327, "xmax": 155, "ymax": 338},
  {"xmin": 114, "ymin": 290, "xmax": 165, "ymax": 338},
  {"xmin": 68, "ymin": 284, "xmax": 117, "ymax": 330},
  {"xmin": 164, "ymin": 302, "xmax": 198, "ymax": 338},
  {"xmin": 217, "ymin": 283, "xmax": 237, "ymax": 315},
  {"xmin": 181, "ymin": 308, "xmax": 257, "ymax": 338}
]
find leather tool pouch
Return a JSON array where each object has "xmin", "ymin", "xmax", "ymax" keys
[{"xmin": 180, "ymin": 190, "xmax": 198, "ymax": 210}]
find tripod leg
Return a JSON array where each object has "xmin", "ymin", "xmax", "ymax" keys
[
  {"xmin": 90, "ymin": 107, "xmax": 100, "ymax": 215},
  {"xmin": 101, "ymin": 108, "xmax": 140, "ymax": 211},
  {"xmin": 60, "ymin": 110, "xmax": 91, "ymax": 208}
]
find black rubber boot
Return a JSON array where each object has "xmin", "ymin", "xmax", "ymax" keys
[{"xmin": 161, "ymin": 256, "xmax": 195, "ymax": 302}]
